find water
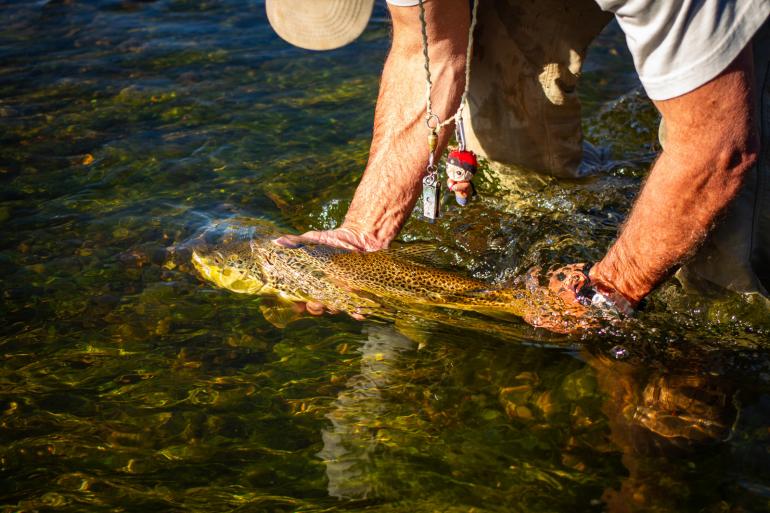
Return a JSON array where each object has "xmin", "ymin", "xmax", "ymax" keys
[{"xmin": 2, "ymin": 1, "xmax": 770, "ymax": 511}]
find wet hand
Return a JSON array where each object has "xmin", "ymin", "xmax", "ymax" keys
[
  {"xmin": 274, "ymin": 226, "xmax": 386, "ymax": 253},
  {"xmin": 521, "ymin": 263, "xmax": 599, "ymax": 334},
  {"xmin": 273, "ymin": 227, "xmax": 377, "ymax": 320},
  {"xmin": 547, "ymin": 263, "xmax": 593, "ymax": 307}
]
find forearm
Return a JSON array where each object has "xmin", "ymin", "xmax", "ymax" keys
[
  {"xmin": 591, "ymin": 48, "xmax": 758, "ymax": 304},
  {"xmin": 592, "ymin": 147, "xmax": 756, "ymax": 303},
  {"xmin": 342, "ymin": 1, "xmax": 469, "ymax": 249}
]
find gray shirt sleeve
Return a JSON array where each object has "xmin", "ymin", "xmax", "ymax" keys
[{"xmin": 595, "ymin": 0, "xmax": 770, "ymax": 99}]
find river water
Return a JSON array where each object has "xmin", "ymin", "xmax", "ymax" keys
[{"xmin": 2, "ymin": 1, "xmax": 770, "ymax": 512}]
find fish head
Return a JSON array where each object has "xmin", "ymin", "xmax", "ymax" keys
[
  {"xmin": 189, "ymin": 219, "xmax": 280, "ymax": 295},
  {"xmin": 188, "ymin": 218, "xmax": 338, "ymax": 300},
  {"xmin": 192, "ymin": 239, "xmax": 268, "ymax": 294}
]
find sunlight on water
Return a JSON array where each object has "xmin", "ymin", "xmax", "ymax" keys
[{"xmin": 2, "ymin": 1, "xmax": 770, "ymax": 512}]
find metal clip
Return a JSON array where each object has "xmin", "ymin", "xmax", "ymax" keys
[
  {"xmin": 455, "ymin": 115, "xmax": 467, "ymax": 151},
  {"xmin": 422, "ymin": 170, "xmax": 441, "ymax": 221}
]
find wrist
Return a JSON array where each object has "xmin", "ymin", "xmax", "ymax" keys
[
  {"xmin": 555, "ymin": 263, "xmax": 636, "ymax": 318},
  {"xmin": 338, "ymin": 221, "xmax": 392, "ymax": 252},
  {"xmin": 588, "ymin": 261, "xmax": 643, "ymax": 309}
]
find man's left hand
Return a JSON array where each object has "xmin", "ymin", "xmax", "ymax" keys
[{"xmin": 522, "ymin": 263, "xmax": 600, "ymax": 334}]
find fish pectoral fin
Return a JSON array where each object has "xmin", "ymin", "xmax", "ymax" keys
[
  {"xmin": 324, "ymin": 277, "xmax": 382, "ymax": 308},
  {"xmin": 394, "ymin": 317, "xmax": 436, "ymax": 349},
  {"xmin": 259, "ymin": 298, "xmax": 303, "ymax": 328}
]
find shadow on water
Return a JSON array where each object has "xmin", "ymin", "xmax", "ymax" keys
[{"xmin": 2, "ymin": 1, "xmax": 770, "ymax": 512}]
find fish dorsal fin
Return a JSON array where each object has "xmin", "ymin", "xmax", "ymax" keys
[
  {"xmin": 385, "ymin": 242, "xmax": 454, "ymax": 269},
  {"xmin": 259, "ymin": 298, "xmax": 303, "ymax": 328}
]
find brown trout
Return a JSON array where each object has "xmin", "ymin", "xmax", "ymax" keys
[{"xmin": 190, "ymin": 219, "xmax": 577, "ymax": 330}]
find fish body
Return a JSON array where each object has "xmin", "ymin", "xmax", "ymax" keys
[{"xmin": 191, "ymin": 220, "xmax": 532, "ymax": 323}]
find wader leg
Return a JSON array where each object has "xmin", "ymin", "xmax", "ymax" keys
[
  {"xmin": 676, "ymin": 19, "xmax": 770, "ymax": 296},
  {"xmin": 462, "ymin": 0, "xmax": 611, "ymax": 177}
]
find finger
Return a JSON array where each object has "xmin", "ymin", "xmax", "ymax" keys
[
  {"xmin": 300, "ymin": 230, "xmax": 364, "ymax": 251},
  {"xmin": 525, "ymin": 266, "xmax": 543, "ymax": 290},
  {"xmin": 548, "ymin": 271, "xmax": 566, "ymax": 290},
  {"xmin": 273, "ymin": 235, "xmax": 306, "ymax": 248},
  {"xmin": 305, "ymin": 301, "xmax": 326, "ymax": 316},
  {"xmin": 300, "ymin": 231, "xmax": 337, "ymax": 247},
  {"xmin": 548, "ymin": 263, "xmax": 587, "ymax": 292},
  {"xmin": 556, "ymin": 287, "xmax": 579, "ymax": 304},
  {"xmin": 274, "ymin": 231, "xmax": 350, "ymax": 251}
]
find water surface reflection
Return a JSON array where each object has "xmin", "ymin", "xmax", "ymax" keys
[{"xmin": 310, "ymin": 322, "xmax": 770, "ymax": 511}]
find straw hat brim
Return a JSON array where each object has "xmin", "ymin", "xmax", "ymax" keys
[{"xmin": 266, "ymin": 0, "xmax": 376, "ymax": 51}]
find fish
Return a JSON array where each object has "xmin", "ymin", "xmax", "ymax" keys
[{"xmin": 189, "ymin": 219, "xmax": 586, "ymax": 333}]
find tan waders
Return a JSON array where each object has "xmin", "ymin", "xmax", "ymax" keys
[{"xmin": 462, "ymin": 0, "xmax": 611, "ymax": 178}]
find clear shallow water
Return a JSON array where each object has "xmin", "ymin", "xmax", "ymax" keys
[{"xmin": 2, "ymin": 1, "xmax": 770, "ymax": 512}]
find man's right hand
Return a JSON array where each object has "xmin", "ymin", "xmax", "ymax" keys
[{"xmin": 274, "ymin": 226, "xmax": 385, "ymax": 253}]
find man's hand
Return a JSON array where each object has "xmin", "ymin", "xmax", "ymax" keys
[
  {"xmin": 523, "ymin": 261, "xmax": 647, "ymax": 333},
  {"xmin": 521, "ymin": 264, "xmax": 600, "ymax": 334},
  {"xmin": 273, "ymin": 227, "xmax": 374, "ymax": 319},
  {"xmin": 274, "ymin": 226, "xmax": 385, "ymax": 252}
]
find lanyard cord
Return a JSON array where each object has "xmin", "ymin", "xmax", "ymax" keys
[{"xmin": 417, "ymin": 0, "xmax": 479, "ymax": 133}]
